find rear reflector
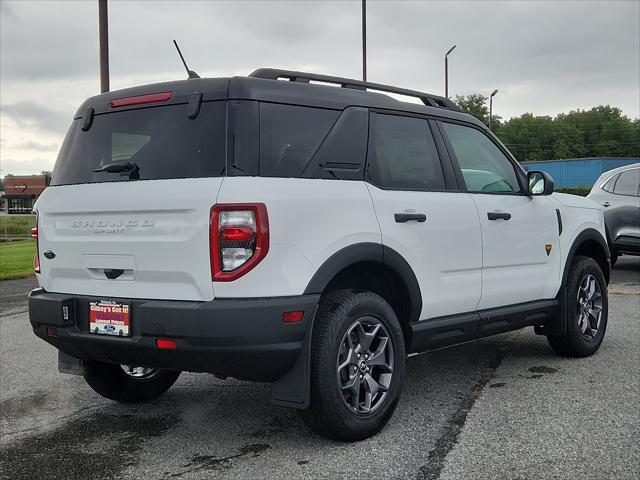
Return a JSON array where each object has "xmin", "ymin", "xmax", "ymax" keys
[
  {"xmin": 156, "ymin": 339, "xmax": 177, "ymax": 349},
  {"xmin": 32, "ymin": 210, "xmax": 40, "ymax": 274},
  {"xmin": 283, "ymin": 311, "xmax": 304, "ymax": 324},
  {"xmin": 46, "ymin": 327, "xmax": 58, "ymax": 337},
  {"xmin": 109, "ymin": 92, "xmax": 173, "ymax": 108}
]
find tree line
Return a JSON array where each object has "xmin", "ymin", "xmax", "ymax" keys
[{"xmin": 455, "ymin": 94, "xmax": 640, "ymax": 162}]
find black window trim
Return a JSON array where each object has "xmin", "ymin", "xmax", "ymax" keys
[
  {"xmin": 365, "ymin": 108, "xmax": 459, "ymax": 193},
  {"xmin": 436, "ymin": 118, "xmax": 530, "ymax": 196},
  {"xmin": 611, "ymin": 167, "xmax": 640, "ymax": 197}
]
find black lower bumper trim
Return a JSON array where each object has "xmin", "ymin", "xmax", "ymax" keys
[{"xmin": 29, "ymin": 288, "xmax": 319, "ymax": 382}]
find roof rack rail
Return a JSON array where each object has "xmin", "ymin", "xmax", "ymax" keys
[{"xmin": 249, "ymin": 68, "xmax": 462, "ymax": 112}]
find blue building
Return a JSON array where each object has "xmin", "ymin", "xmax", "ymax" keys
[{"xmin": 520, "ymin": 157, "xmax": 640, "ymax": 188}]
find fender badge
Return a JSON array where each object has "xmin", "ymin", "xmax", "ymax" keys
[
  {"xmin": 545, "ymin": 244, "xmax": 552, "ymax": 256},
  {"xmin": 43, "ymin": 249, "xmax": 56, "ymax": 260}
]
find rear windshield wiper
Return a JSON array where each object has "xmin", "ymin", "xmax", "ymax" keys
[{"xmin": 94, "ymin": 161, "xmax": 140, "ymax": 180}]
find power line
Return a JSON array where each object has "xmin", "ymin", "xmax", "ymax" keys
[
  {"xmin": 503, "ymin": 141, "xmax": 640, "ymax": 147},
  {"xmin": 500, "ymin": 127, "xmax": 637, "ymax": 134}
]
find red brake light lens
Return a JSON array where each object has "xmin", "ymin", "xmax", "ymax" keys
[
  {"xmin": 109, "ymin": 92, "xmax": 173, "ymax": 108},
  {"xmin": 210, "ymin": 204, "xmax": 269, "ymax": 281},
  {"xmin": 156, "ymin": 339, "xmax": 177, "ymax": 349},
  {"xmin": 219, "ymin": 226, "xmax": 255, "ymax": 242},
  {"xmin": 32, "ymin": 210, "xmax": 40, "ymax": 274}
]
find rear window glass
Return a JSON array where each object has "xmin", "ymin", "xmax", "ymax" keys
[
  {"xmin": 51, "ymin": 102, "xmax": 227, "ymax": 185},
  {"xmin": 259, "ymin": 103, "xmax": 339, "ymax": 177}
]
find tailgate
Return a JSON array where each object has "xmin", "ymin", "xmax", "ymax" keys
[{"xmin": 35, "ymin": 178, "xmax": 222, "ymax": 301}]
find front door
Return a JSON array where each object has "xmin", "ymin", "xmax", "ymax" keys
[{"xmin": 439, "ymin": 121, "xmax": 561, "ymax": 310}]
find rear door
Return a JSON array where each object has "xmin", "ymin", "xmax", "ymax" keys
[
  {"xmin": 438, "ymin": 120, "xmax": 561, "ymax": 309},
  {"xmin": 35, "ymin": 100, "xmax": 228, "ymax": 301},
  {"xmin": 366, "ymin": 112, "xmax": 482, "ymax": 320}
]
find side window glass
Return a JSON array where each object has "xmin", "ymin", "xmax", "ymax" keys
[
  {"xmin": 259, "ymin": 103, "xmax": 339, "ymax": 178},
  {"xmin": 602, "ymin": 173, "xmax": 618, "ymax": 193},
  {"xmin": 368, "ymin": 113, "xmax": 445, "ymax": 190},
  {"xmin": 613, "ymin": 169, "xmax": 640, "ymax": 196},
  {"xmin": 441, "ymin": 122, "xmax": 521, "ymax": 193}
]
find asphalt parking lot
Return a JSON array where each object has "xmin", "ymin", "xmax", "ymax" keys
[{"xmin": 1, "ymin": 258, "xmax": 638, "ymax": 480}]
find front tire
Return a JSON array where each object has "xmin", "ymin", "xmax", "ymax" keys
[
  {"xmin": 83, "ymin": 361, "xmax": 181, "ymax": 403},
  {"xmin": 300, "ymin": 289, "xmax": 406, "ymax": 441},
  {"xmin": 547, "ymin": 255, "xmax": 608, "ymax": 357}
]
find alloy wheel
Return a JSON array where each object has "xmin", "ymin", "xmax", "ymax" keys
[
  {"xmin": 336, "ymin": 316, "xmax": 394, "ymax": 414},
  {"xmin": 576, "ymin": 273, "xmax": 603, "ymax": 339},
  {"xmin": 120, "ymin": 365, "xmax": 159, "ymax": 378}
]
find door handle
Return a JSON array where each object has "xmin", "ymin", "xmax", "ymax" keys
[
  {"xmin": 602, "ymin": 202, "xmax": 610, "ymax": 207},
  {"xmin": 394, "ymin": 213, "xmax": 426, "ymax": 223},
  {"xmin": 487, "ymin": 212, "xmax": 511, "ymax": 221}
]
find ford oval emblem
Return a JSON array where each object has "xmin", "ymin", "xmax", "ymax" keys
[
  {"xmin": 104, "ymin": 325, "xmax": 116, "ymax": 332},
  {"xmin": 43, "ymin": 250, "xmax": 56, "ymax": 260}
]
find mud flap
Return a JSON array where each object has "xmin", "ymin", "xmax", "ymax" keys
[
  {"xmin": 58, "ymin": 351, "xmax": 86, "ymax": 375},
  {"xmin": 534, "ymin": 289, "xmax": 567, "ymax": 337},
  {"xmin": 270, "ymin": 306, "xmax": 317, "ymax": 409}
]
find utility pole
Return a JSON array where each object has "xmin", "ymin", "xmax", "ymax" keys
[
  {"xmin": 489, "ymin": 89, "xmax": 499, "ymax": 130},
  {"xmin": 362, "ymin": 0, "xmax": 367, "ymax": 81},
  {"xmin": 99, "ymin": 0, "xmax": 110, "ymax": 93}
]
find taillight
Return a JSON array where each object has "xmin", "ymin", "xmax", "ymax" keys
[
  {"xmin": 32, "ymin": 210, "xmax": 40, "ymax": 274},
  {"xmin": 210, "ymin": 204, "xmax": 269, "ymax": 281}
]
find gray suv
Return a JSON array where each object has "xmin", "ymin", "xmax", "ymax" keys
[{"xmin": 588, "ymin": 163, "xmax": 640, "ymax": 265}]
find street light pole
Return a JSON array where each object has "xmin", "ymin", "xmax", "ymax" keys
[
  {"xmin": 444, "ymin": 44, "xmax": 456, "ymax": 99},
  {"xmin": 362, "ymin": 0, "xmax": 367, "ymax": 81},
  {"xmin": 489, "ymin": 89, "xmax": 499, "ymax": 130},
  {"xmin": 98, "ymin": 0, "xmax": 110, "ymax": 93}
]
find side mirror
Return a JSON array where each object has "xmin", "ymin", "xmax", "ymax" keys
[{"xmin": 528, "ymin": 171, "xmax": 555, "ymax": 196}]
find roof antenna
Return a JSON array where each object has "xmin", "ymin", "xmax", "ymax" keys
[{"xmin": 173, "ymin": 40, "xmax": 200, "ymax": 79}]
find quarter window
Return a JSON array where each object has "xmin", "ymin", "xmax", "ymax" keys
[
  {"xmin": 368, "ymin": 113, "xmax": 445, "ymax": 190},
  {"xmin": 259, "ymin": 103, "xmax": 339, "ymax": 177},
  {"xmin": 613, "ymin": 169, "xmax": 639, "ymax": 196},
  {"xmin": 441, "ymin": 122, "xmax": 521, "ymax": 193}
]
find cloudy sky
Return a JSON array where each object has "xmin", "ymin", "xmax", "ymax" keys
[{"xmin": 1, "ymin": 0, "xmax": 638, "ymax": 176}]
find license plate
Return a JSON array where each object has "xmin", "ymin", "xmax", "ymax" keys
[{"xmin": 89, "ymin": 301, "xmax": 131, "ymax": 336}]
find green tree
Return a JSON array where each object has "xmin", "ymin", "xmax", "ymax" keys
[{"xmin": 456, "ymin": 93, "xmax": 502, "ymax": 129}]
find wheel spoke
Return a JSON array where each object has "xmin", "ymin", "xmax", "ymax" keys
[
  {"xmin": 578, "ymin": 311, "xmax": 588, "ymax": 334},
  {"xmin": 368, "ymin": 337, "xmax": 388, "ymax": 365},
  {"xmin": 340, "ymin": 373, "xmax": 358, "ymax": 391},
  {"xmin": 357, "ymin": 322, "xmax": 381, "ymax": 352},
  {"xmin": 586, "ymin": 276, "xmax": 596, "ymax": 301},
  {"xmin": 338, "ymin": 348, "xmax": 355, "ymax": 372}
]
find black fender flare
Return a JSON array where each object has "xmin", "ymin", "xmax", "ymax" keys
[
  {"xmin": 561, "ymin": 228, "xmax": 610, "ymax": 288},
  {"xmin": 303, "ymin": 242, "xmax": 422, "ymax": 324}
]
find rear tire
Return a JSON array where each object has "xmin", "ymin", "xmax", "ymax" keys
[
  {"xmin": 299, "ymin": 289, "xmax": 406, "ymax": 442},
  {"xmin": 83, "ymin": 361, "xmax": 180, "ymax": 403},
  {"xmin": 547, "ymin": 255, "xmax": 608, "ymax": 357}
]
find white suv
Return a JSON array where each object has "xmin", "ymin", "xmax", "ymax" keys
[{"xmin": 29, "ymin": 69, "xmax": 611, "ymax": 441}]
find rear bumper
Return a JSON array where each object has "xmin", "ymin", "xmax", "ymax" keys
[{"xmin": 28, "ymin": 288, "xmax": 319, "ymax": 382}]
